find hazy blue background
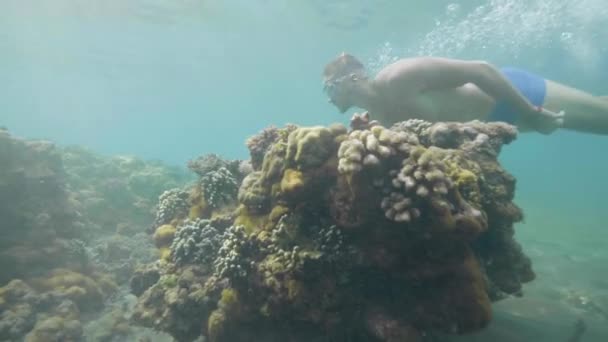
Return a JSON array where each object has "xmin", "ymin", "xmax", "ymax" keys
[
  {"xmin": 2, "ymin": 1, "xmax": 608, "ymax": 245},
  {"xmin": 2, "ymin": 0, "xmax": 608, "ymax": 338}
]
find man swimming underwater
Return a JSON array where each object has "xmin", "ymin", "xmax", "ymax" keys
[{"xmin": 323, "ymin": 53, "xmax": 608, "ymax": 135}]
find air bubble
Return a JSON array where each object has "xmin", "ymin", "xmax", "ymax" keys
[{"xmin": 560, "ymin": 31, "xmax": 573, "ymax": 42}]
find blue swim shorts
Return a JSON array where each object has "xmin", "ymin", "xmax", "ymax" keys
[{"xmin": 488, "ymin": 67, "xmax": 547, "ymax": 124}]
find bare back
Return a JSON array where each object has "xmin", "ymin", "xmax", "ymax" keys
[{"xmin": 369, "ymin": 59, "xmax": 496, "ymax": 126}]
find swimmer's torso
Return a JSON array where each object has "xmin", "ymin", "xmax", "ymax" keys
[{"xmin": 368, "ymin": 59, "xmax": 496, "ymax": 126}]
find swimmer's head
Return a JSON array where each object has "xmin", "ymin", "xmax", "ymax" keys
[{"xmin": 322, "ymin": 53, "xmax": 368, "ymax": 113}]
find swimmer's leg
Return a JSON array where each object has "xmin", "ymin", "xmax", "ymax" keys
[{"xmin": 543, "ymin": 80, "xmax": 608, "ymax": 135}]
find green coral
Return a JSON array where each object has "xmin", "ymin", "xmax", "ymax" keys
[{"xmin": 159, "ymin": 274, "xmax": 178, "ymax": 288}]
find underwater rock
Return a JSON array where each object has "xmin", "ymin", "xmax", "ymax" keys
[
  {"xmin": 131, "ymin": 119, "xmax": 534, "ymax": 342},
  {"xmin": 130, "ymin": 264, "xmax": 161, "ymax": 297}
]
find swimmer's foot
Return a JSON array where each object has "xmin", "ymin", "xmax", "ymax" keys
[
  {"xmin": 350, "ymin": 111, "xmax": 379, "ymax": 131},
  {"xmin": 529, "ymin": 107, "xmax": 565, "ymax": 134}
]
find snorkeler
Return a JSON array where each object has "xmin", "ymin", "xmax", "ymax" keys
[{"xmin": 323, "ymin": 53, "xmax": 608, "ymax": 135}]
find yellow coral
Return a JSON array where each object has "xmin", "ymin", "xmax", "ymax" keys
[
  {"xmin": 29, "ymin": 268, "xmax": 105, "ymax": 311},
  {"xmin": 189, "ymin": 188, "xmax": 211, "ymax": 220},
  {"xmin": 63, "ymin": 286, "xmax": 87, "ymax": 299},
  {"xmin": 234, "ymin": 205, "xmax": 268, "ymax": 234},
  {"xmin": 280, "ymin": 168, "xmax": 305, "ymax": 194},
  {"xmin": 455, "ymin": 169, "xmax": 477, "ymax": 187},
  {"xmin": 268, "ymin": 205, "xmax": 289, "ymax": 225},
  {"xmin": 189, "ymin": 204, "xmax": 203, "ymax": 220},
  {"xmin": 159, "ymin": 247, "xmax": 171, "ymax": 261},
  {"xmin": 25, "ymin": 316, "xmax": 82, "ymax": 342},
  {"xmin": 92, "ymin": 272, "xmax": 118, "ymax": 295},
  {"xmin": 285, "ymin": 125, "xmax": 345, "ymax": 170},
  {"xmin": 153, "ymin": 224, "xmax": 176, "ymax": 248},
  {"xmin": 445, "ymin": 159, "xmax": 482, "ymax": 207},
  {"xmin": 211, "ymin": 204, "xmax": 237, "ymax": 220},
  {"xmin": 446, "ymin": 160, "xmax": 478, "ymax": 188},
  {"xmin": 219, "ymin": 288, "xmax": 239, "ymax": 313},
  {"xmin": 207, "ymin": 309, "xmax": 226, "ymax": 341}
]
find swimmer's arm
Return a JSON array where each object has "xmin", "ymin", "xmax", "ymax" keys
[
  {"xmin": 401, "ymin": 57, "xmax": 538, "ymax": 115},
  {"xmin": 390, "ymin": 57, "xmax": 564, "ymax": 132}
]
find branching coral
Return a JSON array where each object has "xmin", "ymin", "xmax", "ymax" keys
[
  {"xmin": 170, "ymin": 219, "xmax": 224, "ymax": 266},
  {"xmin": 337, "ymin": 125, "xmax": 418, "ymax": 174},
  {"xmin": 188, "ymin": 153, "xmax": 236, "ymax": 177},
  {"xmin": 246, "ymin": 126, "xmax": 280, "ymax": 171},
  {"xmin": 382, "ymin": 146, "xmax": 455, "ymax": 224},
  {"xmin": 200, "ymin": 167, "xmax": 239, "ymax": 209},
  {"xmin": 214, "ymin": 225, "xmax": 255, "ymax": 280},
  {"xmin": 153, "ymin": 188, "xmax": 190, "ymax": 227}
]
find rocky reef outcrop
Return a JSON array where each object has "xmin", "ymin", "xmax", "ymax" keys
[{"xmin": 131, "ymin": 118, "xmax": 534, "ymax": 342}]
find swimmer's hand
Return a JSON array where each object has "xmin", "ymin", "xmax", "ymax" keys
[{"xmin": 526, "ymin": 106, "xmax": 565, "ymax": 134}]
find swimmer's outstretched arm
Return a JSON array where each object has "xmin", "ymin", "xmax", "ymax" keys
[{"xmin": 392, "ymin": 57, "xmax": 564, "ymax": 132}]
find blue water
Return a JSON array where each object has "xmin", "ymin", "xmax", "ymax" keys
[{"xmin": 2, "ymin": 0, "xmax": 608, "ymax": 339}]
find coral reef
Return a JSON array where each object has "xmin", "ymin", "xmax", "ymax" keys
[
  {"xmin": 147, "ymin": 153, "xmax": 247, "ymax": 263},
  {"xmin": 0, "ymin": 130, "xmax": 182, "ymax": 341},
  {"xmin": 246, "ymin": 124, "xmax": 298, "ymax": 171},
  {"xmin": 200, "ymin": 167, "xmax": 239, "ymax": 209},
  {"xmin": 28, "ymin": 268, "xmax": 117, "ymax": 311},
  {"xmin": 0, "ymin": 130, "xmax": 82, "ymax": 284},
  {"xmin": 184, "ymin": 153, "xmax": 251, "ymax": 220},
  {"xmin": 0, "ymin": 276, "xmax": 106, "ymax": 342},
  {"xmin": 188, "ymin": 153, "xmax": 240, "ymax": 178},
  {"xmin": 92, "ymin": 233, "xmax": 159, "ymax": 285},
  {"xmin": 83, "ymin": 289, "xmax": 174, "ymax": 342},
  {"xmin": 131, "ymin": 119, "xmax": 535, "ymax": 342},
  {"xmin": 246, "ymin": 126, "xmax": 281, "ymax": 170},
  {"xmin": 153, "ymin": 188, "xmax": 191, "ymax": 228},
  {"xmin": 170, "ymin": 219, "xmax": 224, "ymax": 266},
  {"xmin": 62, "ymin": 145, "xmax": 193, "ymax": 237}
]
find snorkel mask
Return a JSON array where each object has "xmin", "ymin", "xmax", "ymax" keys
[{"xmin": 323, "ymin": 74, "xmax": 350, "ymax": 99}]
